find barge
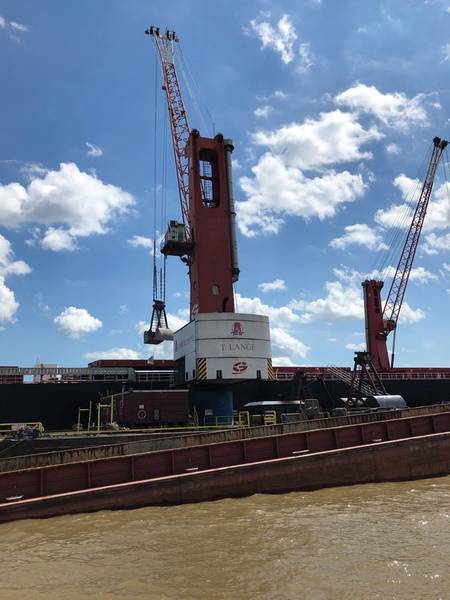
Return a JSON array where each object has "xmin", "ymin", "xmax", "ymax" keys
[{"xmin": 1, "ymin": 405, "xmax": 449, "ymax": 522}]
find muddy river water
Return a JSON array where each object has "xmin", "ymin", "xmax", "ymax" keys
[{"xmin": 0, "ymin": 476, "xmax": 448, "ymax": 599}]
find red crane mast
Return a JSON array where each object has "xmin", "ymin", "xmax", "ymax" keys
[{"xmin": 363, "ymin": 136, "xmax": 448, "ymax": 371}]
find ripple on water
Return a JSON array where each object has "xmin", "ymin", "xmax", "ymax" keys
[{"xmin": 0, "ymin": 476, "xmax": 449, "ymax": 599}]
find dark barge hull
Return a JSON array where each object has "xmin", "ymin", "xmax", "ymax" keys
[
  {"xmin": 232, "ymin": 376, "xmax": 450, "ymax": 413},
  {"xmin": 1, "ymin": 375, "xmax": 450, "ymax": 431},
  {"xmin": 0, "ymin": 381, "xmax": 158, "ymax": 430}
]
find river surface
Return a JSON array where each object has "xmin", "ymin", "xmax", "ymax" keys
[{"xmin": 0, "ymin": 476, "xmax": 448, "ymax": 600}]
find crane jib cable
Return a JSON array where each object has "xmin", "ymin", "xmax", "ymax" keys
[
  {"xmin": 382, "ymin": 137, "xmax": 447, "ymax": 325},
  {"xmin": 370, "ymin": 142, "xmax": 434, "ymax": 280},
  {"xmin": 152, "ymin": 47, "xmax": 159, "ymax": 302}
]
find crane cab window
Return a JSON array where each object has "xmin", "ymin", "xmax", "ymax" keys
[{"xmin": 199, "ymin": 149, "xmax": 219, "ymax": 208}]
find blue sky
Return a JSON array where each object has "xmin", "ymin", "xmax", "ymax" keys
[{"xmin": 1, "ymin": 0, "xmax": 450, "ymax": 368}]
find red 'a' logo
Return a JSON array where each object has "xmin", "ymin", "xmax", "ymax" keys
[
  {"xmin": 232, "ymin": 361, "xmax": 248, "ymax": 374},
  {"xmin": 231, "ymin": 322, "xmax": 244, "ymax": 336}
]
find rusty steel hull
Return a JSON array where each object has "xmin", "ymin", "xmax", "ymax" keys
[
  {"xmin": 0, "ymin": 411, "xmax": 449, "ymax": 523},
  {"xmin": 0, "ymin": 432, "xmax": 449, "ymax": 523}
]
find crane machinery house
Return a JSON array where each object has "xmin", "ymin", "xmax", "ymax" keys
[{"xmin": 173, "ymin": 313, "xmax": 272, "ymax": 384}]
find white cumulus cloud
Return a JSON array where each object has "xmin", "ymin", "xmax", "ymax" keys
[
  {"xmin": 270, "ymin": 327, "xmax": 309, "ymax": 358},
  {"xmin": 329, "ymin": 223, "xmax": 388, "ymax": 251},
  {"xmin": 54, "ymin": 306, "xmax": 102, "ymax": 339},
  {"xmin": 385, "ymin": 143, "xmax": 400, "ymax": 154},
  {"xmin": 0, "ymin": 15, "xmax": 28, "ymax": 38},
  {"xmin": 85, "ymin": 142, "xmax": 103, "ymax": 157},
  {"xmin": 442, "ymin": 43, "xmax": 450, "ymax": 63},
  {"xmin": 128, "ymin": 235, "xmax": 153, "ymax": 249},
  {"xmin": 345, "ymin": 342, "xmax": 366, "ymax": 351},
  {"xmin": 272, "ymin": 356, "xmax": 295, "ymax": 366},
  {"xmin": 423, "ymin": 232, "xmax": 450, "ymax": 255},
  {"xmin": 298, "ymin": 43, "xmax": 314, "ymax": 73},
  {"xmin": 335, "ymin": 83, "xmax": 432, "ymax": 130},
  {"xmin": 251, "ymin": 110, "xmax": 382, "ymax": 170},
  {"xmin": 0, "ymin": 235, "xmax": 31, "ymax": 324},
  {"xmin": 0, "ymin": 162, "xmax": 135, "ymax": 250},
  {"xmin": 398, "ymin": 303, "xmax": 425, "ymax": 324},
  {"xmin": 238, "ymin": 90, "xmax": 393, "ymax": 238},
  {"xmin": 333, "ymin": 264, "xmax": 437, "ymax": 286},
  {"xmin": 0, "ymin": 278, "xmax": 19, "ymax": 323},
  {"xmin": 41, "ymin": 227, "xmax": 77, "ymax": 251},
  {"xmin": 238, "ymin": 155, "xmax": 366, "ymax": 237},
  {"xmin": 0, "ymin": 234, "xmax": 31, "ymax": 278},
  {"xmin": 84, "ymin": 347, "xmax": 143, "ymax": 361},
  {"xmin": 258, "ymin": 279, "xmax": 287, "ymax": 292},
  {"xmin": 250, "ymin": 14, "xmax": 298, "ymax": 64},
  {"xmin": 254, "ymin": 105, "xmax": 273, "ymax": 119},
  {"xmin": 292, "ymin": 266, "xmax": 427, "ymax": 326},
  {"xmin": 375, "ymin": 176, "xmax": 450, "ymax": 234},
  {"xmin": 236, "ymin": 293, "xmax": 299, "ymax": 324},
  {"xmin": 291, "ymin": 281, "xmax": 364, "ymax": 323}
]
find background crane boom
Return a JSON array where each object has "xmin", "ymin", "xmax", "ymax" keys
[
  {"xmin": 383, "ymin": 136, "xmax": 448, "ymax": 331},
  {"xmin": 362, "ymin": 136, "xmax": 448, "ymax": 371}
]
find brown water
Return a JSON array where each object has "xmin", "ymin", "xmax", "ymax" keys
[{"xmin": 0, "ymin": 477, "xmax": 449, "ymax": 600}]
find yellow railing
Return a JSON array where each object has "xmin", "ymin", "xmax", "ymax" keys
[
  {"xmin": 77, "ymin": 401, "xmax": 93, "ymax": 433},
  {"xmin": 97, "ymin": 398, "xmax": 114, "ymax": 432},
  {"xmin": 263, "ymin": 411, "xmax": 277, "ymax": 426},
  {"xmin": 237, "ymin": 411, "xmax": 250, "ymax": 427}
]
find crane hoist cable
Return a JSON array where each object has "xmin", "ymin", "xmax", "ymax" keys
[
  {"xmin": 152, "ymin": 47, "xmax": 161, "ymax": 303},
  {"xmin": 370, "ymin": 142, "xmax": 433, "ymax": 278},
  {"xmin": 177, "ymin": 45, "xmax": 215, "ymax": 136}
]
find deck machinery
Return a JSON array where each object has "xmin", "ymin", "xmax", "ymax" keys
[{"xmin": 144, "ymin": 27, "xmax": 272, "ymax": 388}]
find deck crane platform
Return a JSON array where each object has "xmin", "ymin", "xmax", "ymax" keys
[
  {"xmin": 143, "ymin": 26, "xmax": 240, "ymax": 345},
  {"xmin": 363, "ymin": 136, "xmax": 448, "ymax": 371}
]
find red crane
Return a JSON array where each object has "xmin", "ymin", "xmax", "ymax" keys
[
  {"xmin": 144, "ymin": 27, "xmax": 240, "ymax": 344},
  {"xmin": 363, "ymin": 136, "xmax": 448, "ymax": 371}
]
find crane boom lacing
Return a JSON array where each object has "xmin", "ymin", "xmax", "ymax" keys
[
  {"xmin": 382, "ymin": 136, "xmax": 448, "ymax": 329},
  {"xmin": 146, "ymin": 27, "xmax": 191, "ymax": 239}
]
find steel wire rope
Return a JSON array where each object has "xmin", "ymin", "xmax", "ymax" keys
[
  {"xmin": 442, "ymin": 147, "xmax": 450, "ymax": 224},
  {"xmin": 177, "ymin": 45, "xmax": 215, "ymax": 136},
  {"xmin": 152, "ymin": 46, "xmax": 160, "ymax": 302},
  {"xmin": 430, "ymin": 149, "xmax": 450, "ymax": 258},
  {"xmin": 379, "ymin": 146, "xmax": 432, "ymax": 310},
  {"xmin": 175, "ymin": 46, "xmax": 208, "ymax": 134},
  {"xmin": 370, "ymin": 144, "xmax": 432, "ymax": 284},
  {"xmin": 161, "ymin": 114, "xmax": 169, "ymax": 304},
  {"xmin": 378, "ymin": 157, "xmax": 427, "ymax": 275}
]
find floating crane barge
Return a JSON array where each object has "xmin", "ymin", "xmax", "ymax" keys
[{"xmin": 1, "ymin": 27, "xmax": 450, "ymax": 520}]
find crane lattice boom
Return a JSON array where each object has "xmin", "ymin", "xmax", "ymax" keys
[
  {"xmin": 362, "ymin": 136, "xmax": 448, "ymax": 371},
  {"xmin": 383, "ymin": 136, "xmax": 448, "ymax": 330},
  {"xmin": 145, "ymin": 27, "xmax": 191, "ymax": 239}
]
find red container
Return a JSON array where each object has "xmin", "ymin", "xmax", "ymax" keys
[{"xmin": 105, "ymin": 389, "xmax": 189, "ymax": 426}]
